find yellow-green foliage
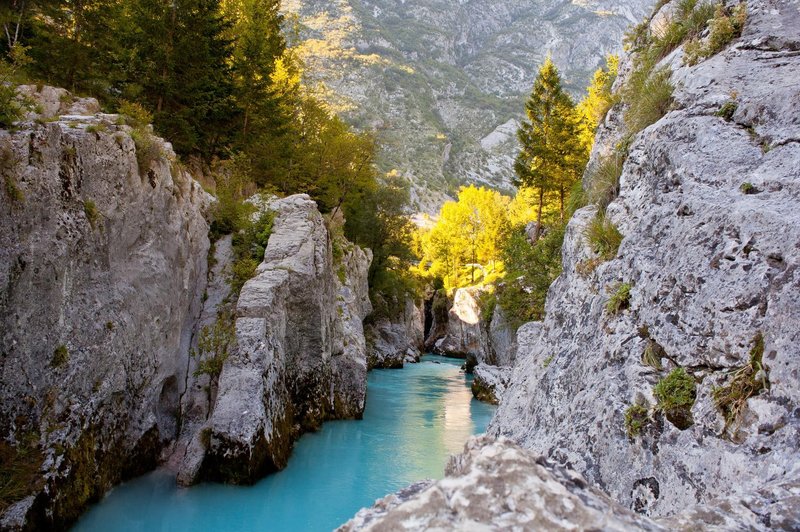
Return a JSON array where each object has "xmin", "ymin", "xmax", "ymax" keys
[
  {"xmin": 585, "ymin": 212, "xmax": 623, "ymax": 261},
  {"xmin": 119, "ymin": 100, "xmax": 161, "ymax": 173},
  {"xmin": 712, "ymin": 332, "xmax": 768, "ymax": 433},
  {"xmin": 624, "ymin": 66, "xmax": 674, "ymax": 135},
  {"xmin": 416, "ymin": 185, "xmax": 510, "ymax": 290},
  {"xmin": 576, "ymin": 55, "xmax": 619, "ymax": 150},
  {"xmin": 606, "ymin": 282, "xmax": 633, "ymax": 315},
  {"xmin": 654, "ymin": 367, "xmax": 696, "ymax": 429},
  {"xmin": 684, "ymin": 3, "xmax": 747, "ymax": 65},
  {"xmin": 624, "ymin": 403, "xmax": 650, "ymax": 437}
]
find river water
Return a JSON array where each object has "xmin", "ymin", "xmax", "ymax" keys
[{"xmin": 73, "ymin": 355, "xmax": 495, "ymax": 531}]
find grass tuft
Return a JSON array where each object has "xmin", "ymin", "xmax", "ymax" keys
[
  {"xmin": 585, "ymin": 212, "xmax": 623, "ymax": 261},
  {"xmin": 712, "ymin": 332, "xmax": 768, "ymax": 434},
  {"xmin": 654, "ymin": 367, "xmax": 696, "ymax": 429},
  {"xmin": 606, "ymin": 282, "xmax": 633, "ymax": 315}
]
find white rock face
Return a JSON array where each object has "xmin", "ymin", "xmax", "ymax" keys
[
  {"xmin": 199, "ymin": 195, "xmax": 373, "ymax": 483},
  {"xmin": 338, "ymin": 436, "xmax": 665, "ymax": 531},
  {"xmin": 0, "ymin": 87, "xmax": 210, "ymax": 527},
  {"xmin": 339, "ymin": 436, "xmax": 800, "ymax": 531},
  {"xmin": 431, "ymin": 287, "xmax": 517, "ymax": 370},
  {"xmin": 491, "ymin": 0, "xmax": 800, "ymax": 518}
]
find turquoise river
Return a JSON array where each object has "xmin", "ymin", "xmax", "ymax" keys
[{"xmin": 73, "ymin": 355, "xmax": 496, "ymax": 531}]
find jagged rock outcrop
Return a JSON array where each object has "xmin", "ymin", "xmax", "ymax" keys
[
  {"xmin": 339, "ymin": 436, "xmax": 800, "ymax": 531},
  {"xmin": 491, "ymin": 0, "xmax": 800, "ymax": 518},
  {"xmin": 195, "ymin": 195, "xmax": 373, "ymax": 484},
  {"xmin": 470, "ymin": 364, "xmax": 512, "ymax": 405},
  {"xmin": 431, "ymin": 287, "xmax": 487, "ymax": 367},
  {"xmin": 365, "ymin": 298, "xmax": 424, "ymax": 369},
  {"xmin": 0, "ymin": 87, "xmax": 211, "ymax": 528},
  {"xmin": 338, "ymin": 436, "xmax": 664, "ymax": 531}
]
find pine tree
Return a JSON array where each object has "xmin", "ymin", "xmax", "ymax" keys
[
  {"xmin": 123, "ymin": 0, "xmax": 235, "ymax": 157},
  {"xmin": 515, "ymin": 57, "xmax": 586, "ymax": 239}
]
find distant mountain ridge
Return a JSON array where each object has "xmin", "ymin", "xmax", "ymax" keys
[{"xmin": 286, "ymin": 0, "xmax": 653, "ymax": 212}]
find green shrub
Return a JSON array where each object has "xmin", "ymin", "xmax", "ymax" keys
[
  {"xmin": 712, "ymin": 332, "xmax": 768, "ymax": 433},
  {"xmin": 587, "ymin": 153, "xmax": 625, "ymax": 211},
  {"xmin": 739, "ymin": 182, "xmax": 756, "ymax": 194},
  {"xmin": 498, "ymin": 223, "xmax": 566, "ymax": 329},
  {"xmin": 683, "ymin": 3, "xmax": 747, "ymax": 65},
  {"xmin": 85, "ymin": 123, "xmax": 108, "ymax": 135},
  {"xmin": 118, "ymin": 100, "xmax": 153, "ymax": 129},
  {"xmin": 625, "ymin": 403, "xmax": 651, "ymax": 437},
  {"xmin": 606, "ymin": 282, "xmax": 633, "ymax": 315},
  {"xmin": 585, "ymin": 212, "xmax": 623, "ymax": 261},
  {"xmin": 654, "ymin": 367, "xmax": 696, "ymax": 429},
  {"xmin": 716, "ymin": 101, "xmax": 738, "ymax": 121},
  {"xmin": 192, "ymin": 312, "xmax": 236, "ymax": 380},
  {"xmin": 83, "ymin": 200, "xmax": 99, "ymax": 229},
  {"xmin": 51, "ymin": 345, "xmax": 69, "ymax": 367},
  {"xmin": 226, "ymin": 209, "xmax": 275, "ymax": 295}
]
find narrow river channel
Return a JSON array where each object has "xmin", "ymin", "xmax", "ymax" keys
[{"xmin": 73, "ymin": 354, "xmax": 496, "ymax": 531}]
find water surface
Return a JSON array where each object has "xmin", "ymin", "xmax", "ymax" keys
[{"xmin": 73, "ymin": 355, "xmax": 495, "ymax": 531}]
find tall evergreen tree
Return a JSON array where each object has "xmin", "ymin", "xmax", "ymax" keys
[
  {"xmin": 123, "ymin": 0, "xmax": 235, "ymax": 157},
  {"xmin": 514, "ymin": 57, "xmax": 586, "ymax": 239}
]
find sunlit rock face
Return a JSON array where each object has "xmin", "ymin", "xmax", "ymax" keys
[
  {"xmin": 492, "ymin": 0, "xmax": 800, "ymax": 518},
  {"xmin": 285, "ymin": 0, "xmax": 654, "ymax": 212}
]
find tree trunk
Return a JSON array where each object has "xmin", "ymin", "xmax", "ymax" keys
[{"xmin": 533, "ymin": 186, "xmax": 545, "ymax": 243}]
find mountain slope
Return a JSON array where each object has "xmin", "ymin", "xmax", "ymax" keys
[{"xmin": 286, "ymin": 0, "xmax": 653, "ymax": 212}]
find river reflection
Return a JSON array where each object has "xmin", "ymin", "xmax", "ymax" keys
[{"xmin": 73, "ymin": 355, "xmax": 495, "ymax": 532}]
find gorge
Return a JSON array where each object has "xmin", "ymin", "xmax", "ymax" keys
[{"xmin": 1, "ymin": 0, "xmax": 799, "ymax": 530}]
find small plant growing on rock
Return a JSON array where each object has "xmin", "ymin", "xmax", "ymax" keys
[
  {"xmin": 606, "ymin": 282, "xmax": 633, "ymax": 315},
  {"xmin": 739, "ymin": 182, "xmax": 757, "ymax": 194},
  {"xmin": 85, "ymin": 123, "xmax": 108, "ymax": 135},
  {"xmin": 51, "ymin": 345, "xmax": 69, "ymax": 368},
  {"xmin": 586, "ymin": 212, "xmax": 623, "ymax": 261},
  {"xmin": 192, "ymin": 312, "xmax": 236, "ymax": 381},
  {"xmin": 712, "ymin": 332, "xmax": 769, "ymax": 434},
  {"xmin": 587, "ymin": 153, "xmax": 625, "ymax": 211},
  {"xmin": 642, "ymin": 339, "xmax": 665, "ymax": 370},
  {"xmin": 625, "ymin": 403, "xmax": 651, "ymax": 438},
  {"xmin": 683, "ymin": 3, "xmax": 747, "ymax": 65},
  {"xmin": 4, "ymin": 175, "xmax": 24, "ymax": 203},
  {"xmin": 716, "ymin": 101, "xmax": 738, "ymax": 121},
  {"xmin": 654, "ymin": 367, "xmax": 696, "ymax": 430},
  {"xmin": 542, "ymin": 355, "xmax": 554, "ymax": 368},
  {"xmin": 84, "ymin": 200, "xmax": 99, "ymax": 229}
]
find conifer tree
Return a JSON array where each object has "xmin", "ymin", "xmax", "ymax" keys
[{"xmin": 514, "ymin": 57, "xmax": 586, "ymax": 239}]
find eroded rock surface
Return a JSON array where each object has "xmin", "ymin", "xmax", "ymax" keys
[
  {"xmin": 491, "ymin": 0, "xmax": 800, "ymax": 518},
  {"xmin": 0, "ymin": 87, "xmax": 211, "ymax": 528},
  {"xmin": 197, "ymin": 195, "xmax": 373, "ymax": 484},
  {"xmin": 338, "ymin": 436, "xmax": 664, "ymax": 531}
]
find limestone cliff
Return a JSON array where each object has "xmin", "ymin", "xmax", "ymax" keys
[
  {"xmin": 364, "ymin": 298, "xmax": 424, "ymax": 369},
  {"xmin": 491, "ymin": 0, "xmax": 800, "ymax": 517},
  {"xmin": 342, "ymin": 0, "xmax": 800, "ymax": 527},
  {"xmin": 0, "ymin": 87, "xmax": 211, "ymax": 528}
]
